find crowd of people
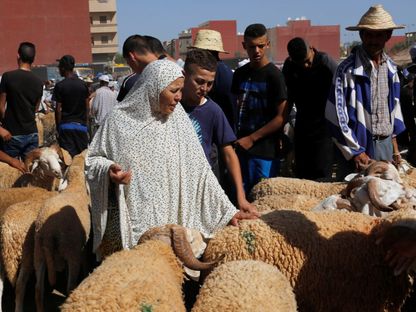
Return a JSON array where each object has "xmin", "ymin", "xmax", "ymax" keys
[{"xmin": 1, "ymin": 4, "xmax": 416, "ymax": 275}]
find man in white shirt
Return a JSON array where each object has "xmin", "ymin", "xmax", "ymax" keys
[{"xmin": 90, "ymin": 75, "xmax": 117, "ymax": 138}]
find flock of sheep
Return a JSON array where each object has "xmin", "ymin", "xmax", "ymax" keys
[{"xmin": 1, "ymin": 113, "xmax": 416, "ymax": 311}]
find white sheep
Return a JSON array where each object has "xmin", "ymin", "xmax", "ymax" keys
[
  {"xmin": 250, "ymin": 177, "xmax": 347, "ymax": 201},
  {"xmin": 34, "ymin": 151, "xmax": 90, "ymax": 312},
  {"xmin": 0, "ymin": 144, "xmax": 71, "ymax": 191},
  {"xmin": 61, "ymin": 240, "xmax": 186, "ymax": 311},
  {"xmin": 192, "ymin": 260, "xmax": 297, "ymax": 312},
  {"xmin": 203, "ymin": 209, "xmax": 416, "ymax": 311}
]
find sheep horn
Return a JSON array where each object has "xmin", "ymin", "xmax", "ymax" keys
[
  {"xmin": 367, "ymin": 178, "xmax": 394, "ymax": 212},
  {"xmin": 171, "ymin": 226, "xmax": 218, "ymax": 271},
  {"xmin": 365, "ymin": 161, "xmax": 390, "ymax": 177},
  {"xmin": 24, "ymin": 148, "xmax": 42, "ymax": 172},
  {"xmin": 342, "ymin": 177, "xmax": 367, "ymax": 198}
]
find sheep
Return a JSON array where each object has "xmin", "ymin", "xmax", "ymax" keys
[
  {"xmin": 36, "ymin": 112, "xmax": 57, "ymax": 147},
  {"xmin": 0, "ymin": 187, "xmax": 55, "ymax": 213},
  {"xmin": 0, "ymin": 199, "xmax": 46, "ymax": 312},
  {"xmin": 203, "ymin": 209, "xmax": 416, "ymax": 311},
  {"xmin": 61, "ymin": 224, "xmax": 220, "ymax": 311},
  {"xmin": 0, "ymin": 144, "xmax": 71, "ymax": 191},
  {"xmin": 192, "ymin": 260, "xmax": 297, "ymax": 312},
  {"xmin": 34, "ymin": 151, "xmax": 90, "ymax": 312},
  {"xmin": 253, "ymin": 194, "xmax": 323, "ymax": 213},
  {"xmin": 250, "ymin": 177, "xmax": 347, "ymax": 201},
  {"xmin": 312, "ymin": 162, "xmax": 416, "ymax": 216},
  {"xmin": 61, "ymin": 240, "xmax": 186, "ymax": 311}
]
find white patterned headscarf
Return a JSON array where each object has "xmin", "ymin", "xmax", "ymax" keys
[{"xmin": 86, "ymin": 60, "xmax": 237, "ymax": 255}]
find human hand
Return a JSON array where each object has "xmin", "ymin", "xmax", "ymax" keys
[
  {"xmin": 353, "ymin": 152, "xmax": 371, "ymax": 171},
  {"xmin": 108, "ymin": 163, "xmax": 132, "ymax": 185},
  {"xmin": 229, "ymin": 210, "xmax": 259, "ymax": 226},
  {"xmin": 237, "ymin": 199, "xmax": 260, "ymax": 217},
  {"xmin": 392, "ymin": 153, "xmax": 402, "ymax": 167},
  {"xmin": 9, "ymin": 158, "xmax": 27, "ymax": 173},
  {"xmin": 234, "ymin": 135, "xmax": 255, "ymax": 151},
  {"xmin": 0, "ymin": 127, "xmax": 12, "ymax": 141}
]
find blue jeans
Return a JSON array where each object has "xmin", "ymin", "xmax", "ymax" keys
[
  {"xmin": 238, "ymin": 152, "xmax": 280, "ymax": 196},
  {"xmin": 3, "ymin": 133, "xmax": 38, "ymax": 159}
]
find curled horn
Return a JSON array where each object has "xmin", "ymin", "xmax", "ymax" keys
[
  {"xmin": 342, "ymin": 177, "xmax": 367, "ymax": 198},
  {"xmin": 365, "ymin": 161, "xmax": 390, "ymax": 177},
  {"xmin": 367, "ymin": 178, "xmax": 394, "ymax": 212},
  {"xmin": 24, "ymin": 148, "xmax": 42, "ymax": 172},
  {"xmin": 171, "ymin": 226, "xmax": 218, "ymax": 271}
]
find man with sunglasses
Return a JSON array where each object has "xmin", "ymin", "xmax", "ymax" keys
[{"xmin": 282, "ymin": 37, "xmax": 337, "ymax": 180}]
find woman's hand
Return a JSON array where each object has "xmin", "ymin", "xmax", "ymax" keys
[
  {"xmin": 229, "ymin": 210, "xmax": 259, "ymax": 226},
  {"xmin": 108, "ymin": 163, "xmax": 131, "ymax": 185},
  {"xmin": 238, "ymin": 199, "xmax": 260, "ymax": 217}
]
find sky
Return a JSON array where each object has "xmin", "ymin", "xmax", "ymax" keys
[{"xmin": 116, "ymin": 0, "xmax": 416, "ymax": 49}]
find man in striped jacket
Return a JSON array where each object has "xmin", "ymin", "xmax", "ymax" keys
[{"xmin": 325, "ymin": 4, "xmax": 406, "ymax": 180}]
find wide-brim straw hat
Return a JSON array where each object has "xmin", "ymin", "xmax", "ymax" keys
[
  {"xmin": 188, "ymin": 29, "xmax": 229, "ymax": 54},
  {"xmin": 346, "ymin": 4, "xmax": 405, "ymax": 31}
]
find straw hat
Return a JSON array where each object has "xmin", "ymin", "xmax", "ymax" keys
[
  {"xmin": 188, "ymin": 29, "xmax": 229, "ymax": 54},
  {"xmin": 346, "ymin": 4, "xmax": 405, "ymax": 31}
]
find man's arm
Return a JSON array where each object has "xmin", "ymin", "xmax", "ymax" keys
[
  {"xmin": 221, "ymin": 144, "xmax": 258, "ymax": 215},
  {"xmin": 55, "ymin": 102, "xmax": 62, "ymax": 128},
  {"xmin": 0, "ymin": 150, "xmax": 27, "ymax": 173},
  {"xmin": 236, "ymin": 99, "xmax": 288, "ymax": 150},
  {"xmin": 0, "ymin": 92, "xmax": 6, "ymax": 119}
]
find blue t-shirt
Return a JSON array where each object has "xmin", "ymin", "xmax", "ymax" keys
[{"xmin": 182, "ymin": 98, "xmax": 236, "ymax": 166}]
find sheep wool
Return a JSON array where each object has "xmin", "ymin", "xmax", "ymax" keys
[
  {"xmin": 203, "ymin": 210, "xmax": 412, "ymax": 311},
  {"xmin": 253, "ymin": 194, "xmax": 322, "ymax": 213},
  {"xmin": 192, "ymin": 260, "xmax": 297, "ymax": 312},
  {"xmin": 61, "ymin": 240, "xmax": 186, "ymax": 312},
  {"xmin": 250, "ymin": 177, "xmax": 346, "ymax": 201}
]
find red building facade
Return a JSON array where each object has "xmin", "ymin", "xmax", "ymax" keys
[
  {"xmin": 269, "ymin": 19, "xmax": 340, "ymax": 64},
  {"xmin": 0, "ymin": 0, "xmax": 92, "ymax": 74},
  {"xmin": 173, "ymin": 19, "xmax": 340, "ymax": 65}
]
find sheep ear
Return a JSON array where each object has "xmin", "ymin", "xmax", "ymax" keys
[
  {"xmin": 24, "ymin": 148, "xmax": 42, "ymax": 171},
  {"xmin": 51, "ymin": 144, "xmax": 72, "ymax": 167},
  {"xmin": 31, "ymin": 160, "xmax": 39, "ymax": 173},
  {"xmin": 344, "ymin": 173, "xmax": 358, "ymax": 182}
]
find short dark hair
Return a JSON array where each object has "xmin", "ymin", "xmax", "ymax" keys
[
  {"xmin": 287, "ymin": 37, "xmax": 309, "ymax": 62},
  {"xmin": 57, "ymin": 55, "xmax": 75, "ymax": 71},
  {"xmin": 144, "ymin": 35, "xmax": 167, "ymax": 58},
  {"xmin": 244, "ymin": 23, "xmax": 267, "ymax": 39},
  {"xmin": 122, "ymin": 34, "xmax": 152, "ymax": 58},
  {"xmin": 18, "ymin": 42, "xmax": 36, "ymax": 64},
  {"xmin": 184, "ymin": 49, "xmax": 217, "ymax": 74}
]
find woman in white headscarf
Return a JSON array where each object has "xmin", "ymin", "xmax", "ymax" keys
[{"xmin": 86, "ymin": 60, "xmax": 256, "ymax": 258}]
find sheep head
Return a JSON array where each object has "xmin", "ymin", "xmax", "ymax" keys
[
  {"xmin": 138, "ymin": 224, "xmax": 218, "ymax": 271},
  {"xmin": 24, "ymin": 144, "xmax": 70, "ymax": 179},
  {"xmin": 364, "ymin": 161, "xmax": 402, "ymax": 184}
]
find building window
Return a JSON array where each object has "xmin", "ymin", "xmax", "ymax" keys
[
  {"xmin": 99, "ymin": 16, "xmax": 107, "ymax": 24},
  {"xmin": 91, "ymin": 37, "xmax": 95, "ymax": 46},
  {"xmin": 101, "ymin": 36, "xmax": 109, "ymax": 44}
]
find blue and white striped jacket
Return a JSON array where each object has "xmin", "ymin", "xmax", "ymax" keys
[{"xmin": 325, "ymin": 49, "xmax": 405, "ymax": 160}]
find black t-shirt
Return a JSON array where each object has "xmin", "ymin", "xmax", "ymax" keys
[
  {"xmin": 117, "ymin": 73, "xmax": 139, "ymax": 102},
  {"xmin": 53, "ymin": 75, "xmax": 89, "ymax": 125},
  {"xmin": 0, "ymin": 69, "xmax": 43, "ymax": 135},
  {"xmin": 231, "ymin": 62, "xmax": 287, "ymax": 158},
  {"xmin": 282, "ymin": 50, "xmax": 337, "ymax": 138}
]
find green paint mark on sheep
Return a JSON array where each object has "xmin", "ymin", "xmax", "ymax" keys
[
  {"xmin": 241, "ymin": 230, "xmax": 256, "ymax": 254},
  {"xmin": 141, "ymin": 303, "xmax": 153, "ymax": 312}
]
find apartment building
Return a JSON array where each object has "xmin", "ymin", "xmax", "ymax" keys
[{"xmin": 89, "ymin": 0, "xmax": 119, "ymax": 64}]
